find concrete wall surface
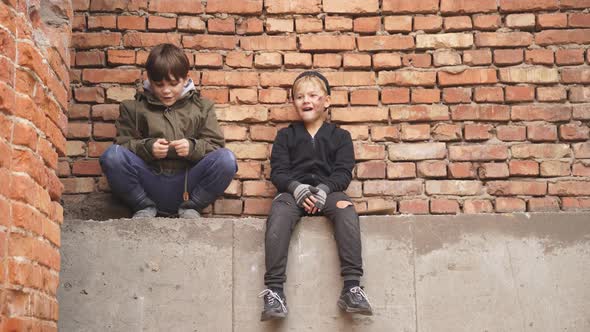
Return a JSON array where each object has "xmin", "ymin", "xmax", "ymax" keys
[{"xmin": 58, "ymin": 213, "xmax": 590, "ymax": 332}]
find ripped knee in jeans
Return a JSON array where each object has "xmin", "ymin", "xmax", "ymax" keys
[{"xmin": 336, "ymin": 200, "xmax": 353, "ymax": 209}]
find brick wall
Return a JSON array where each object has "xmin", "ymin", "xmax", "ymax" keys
[
  {"xmin": 67, "ymin": 0, "xmax": 590, "ymax": 216},
  {"xmin": 1, "ymin": 0, "xmax": 71, "ymax": 330}
]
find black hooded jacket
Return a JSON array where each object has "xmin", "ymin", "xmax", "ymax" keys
[{"xmin": 270, "ymin": 121, "xmax": 355, "ymax": 193}]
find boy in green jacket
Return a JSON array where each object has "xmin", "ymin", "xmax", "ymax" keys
[{"xmin": 100, "ymin": 43, "xmax": 237, "ymax": 219}]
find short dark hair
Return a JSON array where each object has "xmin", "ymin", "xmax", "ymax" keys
[{"xmin": 145, "ymin": 43, "xmax": 190, "ymax": 82}]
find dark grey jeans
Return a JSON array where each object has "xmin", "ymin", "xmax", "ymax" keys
[{"xmin": 264, "ymin": 191, "xmax": 363, "ymax": 289}]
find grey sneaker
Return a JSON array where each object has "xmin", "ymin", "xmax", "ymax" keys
[
  {"xmin": 337, "ymin": 286, "xmax": 373, "ymax": 316},
  {"xmin": 178, "ymin": 208, "xmax": 200, "ymax": 219},
  {"xmin": 259, "ymin": 289, "xmax": 287, "ymax": 321},
  {"xmin": 132, "ymin": 206, "xmax": 157, "ymax": 219}
]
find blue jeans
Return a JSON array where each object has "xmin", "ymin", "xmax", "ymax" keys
[{"xmin": 100, "ymin": 145, "xmax": 237, "ymax": 214}]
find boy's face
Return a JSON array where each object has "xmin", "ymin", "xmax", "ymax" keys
[
  {"xmin": 293, "ymin": 80, "xmax": 331, "ymax": 124},
  {"xmin": 149, "ymin": 76, "xmax": 187, "ymax": 106}
]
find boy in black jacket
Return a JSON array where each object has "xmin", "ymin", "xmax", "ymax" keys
[{"xmin": 259, "ymin": 71, "xmax": 372, "ymax": 321}]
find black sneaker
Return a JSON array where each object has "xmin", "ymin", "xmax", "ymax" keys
[
  {"xmin": 337, "ymin": 286, "xmax": 373, "ymax": 316},
  {"xmin": 259, "ymin": 289, "xmax": 288, "ymax": 321}
]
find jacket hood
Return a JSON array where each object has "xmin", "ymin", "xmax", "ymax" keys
[{"xmin": 139, "ymin": 78, "xmax": 196, "ymax": 105}]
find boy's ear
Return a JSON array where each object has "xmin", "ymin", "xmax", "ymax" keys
[{"xmin": 323, "ymin": 95, "xmax": 331, "ymax": 110}]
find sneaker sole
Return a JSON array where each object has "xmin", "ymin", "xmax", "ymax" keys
[
  {"xmin": 260, "ymin": 311, "xmax": 287, "ymax": 321},
  {"xmin": 337, "ymin": 299, "xmax": 373, "ymax": 316}
]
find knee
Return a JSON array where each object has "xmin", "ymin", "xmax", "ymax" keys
[
  {"xmin": 212, "ymin": 148, "xmax": 237, "ymax": 175},
  {"xmin": 325, "ymin": 192, "xmax": 353, "ymax": 210},
  {"xmin": 99, "ymin": 144, "xmax": 122, "ymax": 169},
  {"xmin": 269, "ymin": 193, "xmax": 298, "ymax": 215}
]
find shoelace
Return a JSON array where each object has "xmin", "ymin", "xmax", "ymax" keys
[
  {"xmin": 258, "ymin": 289, "xmax": 287, "ymax": 313},
  {"xmin": 350, "ymin": 286, "xmax": 372, "ymax": 307}
]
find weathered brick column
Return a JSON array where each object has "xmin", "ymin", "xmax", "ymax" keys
[
  {"xmin": 66, "ymin": 0, "xmax": 590, "ymax": 217},
  {"xmin": 1, "ymin": 0, "xmax": 71, "ymax": 330}
]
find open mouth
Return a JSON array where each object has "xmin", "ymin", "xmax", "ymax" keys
[{"xmin": 302, "ymin": 107, "xmax": 314, "ymax": 112}]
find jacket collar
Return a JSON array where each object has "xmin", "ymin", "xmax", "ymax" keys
[{"xmin": 137, "ymin": 78, "xmax": 196, "ymax": 107}]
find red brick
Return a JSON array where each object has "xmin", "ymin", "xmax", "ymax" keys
[
  {"xmin": 371, "ymin": 125, "xmax": 401, "ymax": 142},
  {"xmin": 474, "ymin": 87, "xmax": 503, "ymax": 103},
  {"xmin": 444, "ymin": 16, "xmax": 472, "ymax": 31},
  {"xmin": 236, "ymin": 161, "xmax": 262, "ymax": 179},
  {"xmin": 562, "ymin": 68, "xmax": 590, "ymax": 84},
  {"xmin": 72, "ymin": 159, "xmax": 102, "ymax": 176},
  {"xmin": 473, "ymin": 14, "xmax": 501, "ymax": 30},
  {"xmin": 449, "ymin": 145, "xmax": 508, "ymax": 161},
  {"xmin": 414, "ymin": 15, "xmax": 443, "ymax": 32},
  {"xmin": 13, "ymin": 122, "xmax": 38, "ymax": 150},
  {"xmin": 148, "ymin": 15, "xmax": 176, "ymax": 31},
  {"xmin": 332, "ymin": 107, "xmax": 388, "ymax": 123},
  {"xmin": 402, "ymin": 54, "xmax": 432, "ymax": 68},
  {"xmin": 236, "ymin": 17, "xmax": 264, "ymax": 35},
  {"xmin": 384, "ymin": 16, "xmax": 412, "ymax": 33},
  {"xmin": 324, "ymin": 0, "xmax": 379, "ymax": 13},
  {"xmin": 569, "ymin": 87, "xmax": 590, "ymax": 103},
  {"xmin": 357, "ymin": 36, "xmax": 415, "ymax": 51},
  {"xmin": 528, "ymin": 197, "xmax": 560, "ymax": 212},
  {"xmin": 249, "ymin": 125, "xmax": 277, "ymax": 142},
  {"xmin": 536, "ymin": 29, "xmax": 590, "ymax": 46},
  {"xmin": 265, "ymin": 0, "xmax": 322, "ymax": 14},
  {"xmin": 229, "ymin": 88, "xmax": 257, "ymax": 105},
  {"xmin": 354, "ymin": 17, "xmax": 381, "ymax": 34},
  {"xmin": 559, "ymin": 124, "xmax": 590, "ymax": 141},
  {"xmin": 495, "ymin": 197, "xmax": 526, "ymax": 212},
  {"xmin": 573, "ymin": 105, "xmax": 590, "ymax": 120},
  {"xmin": 401, "ymin": 123, "xmax": 430, "ymax": 141},
  {"xmin": 479, "ymin": 163, "xmax": 509, "ymax": 179},
  {"xmin": 555, "ymin": 49, "xmax": 585, "ymax": 65},
  {"xmin": 549, "ymin": 181, "xmax": 590, "ymax": 196},
  {"xmin": 493, "ymin": 49, "xmax": 523, "ymax": 66},
  {"xmin": 351, "ymin": 90, "xmax": 379, "ymax": 106},
  {"xmin": 241, "ymin": 36, "xmax": 296, "ymax": 51},
  {"xmin": 497, "ymin": 125, "xmax": 526, "ymax": 142},
  {"xmin": 451, "ymin": 105, "xmax": 509, "ymax": 121},
  {"xmin": 90, "ymin": 0, "xmax": 147, "ymax": 11},
  {"xmin": 488, "ymin": 181, "xmax": 547, "ymax": 196},
  {"xmin": 203, "ymin": 71, "xmax": 258, "ymax": 87},
  {"xmin": 561, "ymin": 0, "xmax": 590, "ymax": 8},
  {"xmin": 537, "ymin": 13, "xmax": 567, "ymax": 29},
  {"xmin": 432, "ymin": 123, "xmax": 461, "ymax": 141},
  {"xmin": 562, "ymin": 197, "xmax": 590, "ymax": 210},
  {"xmin": 438, "ymin": 68, "xmax": 497, "ymax": 86},
  {"xmin": 390, "ymin": 105, "xmax": 449, "ymax": 122},
  {"xmin": 540, "ymin": 161, "xmax": 570, "ymax": 177},
  {"xmin": 265, "ymin": 18, "xmax": 293, "ymax": 34},
  {"xmin": 313, "ymin": 54, "xmax": 342, "ymax": 68},
  {"xmin": 499, "ymin": 0, "xmax": 558, "ymax": 12},
  {"xmin": 442, "ymin": 88, "xmax": 471, "ymax": 104},
  {"xmin": 505, "ymin": 86, "xmax": 534, "ymax": 103},
  {"xmin": 284, "ymin": 53, "xmax": 312, "ymax": 68},
  {"xmin": 509, "ymin": 160, "xmax": 539, "ymax": 177},
  {"xmin": 206, "ymin": 0, "xmax": 262, "ymax": 14},
  {"xmin": 117, "ymin": 15, "xmax": 146, "ymax": 30},
  {"xmin": 538, "ymin": 86, "xmax": 566, "ymax": 102},
  {"xmin": 75, "ymin": 51, "xmax": 105, "ymax": 67},
  {"xmin": 506, "ymin": 14, "xmax": 535, "ymax": 29},
  {"xmin": 464, "ymin": 200, "xmax": 493, "ymax": 214},
  {"xmin": 524, "ymin": 49, "xmax": 554, "ymax": 65},
  {"xmin": 324, "ymin": 72, "xmax": 376, "ymax": 86},
  {"xmin": 88, "ymin": 141, "xmax": 112, "ymax": 157},
  {"xmin": 72, "ymin": 32, "xmax": 122, "ymax": 49},
  {"xmin": 357, "ymin": 161, "xmax": 386, "ymax": 179},
  {"xmin": 417, "ymin": 160, "xmax": 447, "ymax": 178},
  {"xmin": 93, "ymin": 123, "xmax": 116, "ymax": 139},
  {"xmin": 382, "ymin": 0, "xmax": 439, "ymax": 13},
  {"xmin": 325, "ymin": 17, "xmax": 353, "ymax": 32},
  {"xmin": 123, "ymin": 32, "xmax": 180, "ymax": 47},
  {"xmin": 88, "ymin": 15, "xmax": 116, "ymax": 30},
  {"xmin": 511, "ymin": 144, "xmax": 571, "ymax": 159},
  {"xmin": 399, "ymin": 199, "xmax": 429, "ymax": 214},
  {"xmin": 463, "ymin": 49, "xmax": 492, "ymax": 66},
  {"xmin": 214, "ymin": 199, "xmax": 243, "ymax": 215},
  {"xmin": 207, "ymin": 18, "xmax": 235, "ymax": 34},
  {"xmin": 464, "ymin": 124, "xmax": 493, "ymax": 141},
  {"xmin": 475, "ymin": 32, "xmax": 533, "ymax": 47},
  {"xmin": 381, "ymin": 88, "xmax": 410, "ymax": 104},
  {"xmin": 431, "ymin": 199, "xmax": 460, "ymax": 214},
  {"xmin": 259, "ymin": 88, "xmax": 287, "ymax": 104},
  {"xmin": 448, "ymin": 162, "xmax": 475, "ymax": 178},
  {"xmin": 573, "ymin": 161, "xmax": 590, "ymax": 177},
  {"xmin": 242, "ymin": 181, "xmax": 276, "ymax": 197},
  {"xmin": 512, "ymin": 105, "xmax": 571, "ymax": 122},
  {"xmin": 440, "ymin": 0, "xmax": 496, "ymax": 14},
  {"xmin": 243, "ymin": 198, "xmax": 272, "ymax": 215},
  {"xmin": 364, "ymin": 180, "xmax": 423, "ymax": 196},
  {"xmin": 379, "ymin": 71, "xmax": 436, "ymax": 87},
  {"xmin": 411, "ymin": 88, "xmax": 440, "ymax": 104},
  {"xmin": 354, "ymin": 142, "xmax": 387, "ymax": 160},
  {"xmin": 182, "ymin": 35, "xmax": 237, "ymax": 50},
  {"xmin": 373, "ymin": 54, "xmax": 402, "ymax": 70},
  {"xmin": 386, "ymin": 162, "xmax": 415, "ymax": 179},
  {"xmin": 82, "ymin": 69, "xmax": 141, "ymax": 84},
  {"xmin": 343, "ymin": 53, "xmax": 371, "ymax": 69}
]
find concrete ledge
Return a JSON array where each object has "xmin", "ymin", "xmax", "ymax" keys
[{"xmin": 58, "ymin": 213, "xmax": 590, "ymax": 331}]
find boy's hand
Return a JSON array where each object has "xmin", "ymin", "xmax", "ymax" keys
[
  {"xmin": 169, "ymin": 139, "xmax": 190, "ymax": 157},
  {"xmin": 152, "ymin": 138, "xmax": 169, "ymax": 159},
  {"xmin": 309, "ymin": 186, "xmax": 327, "ymax": 211},
  {"xmin": 303, "ymin": 196, "xmax": 319, "ymax": 215}
]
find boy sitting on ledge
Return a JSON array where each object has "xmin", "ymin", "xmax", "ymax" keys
[
  {"xmin": 100, "ymin": 43, "xmax": 237, "ymax": 219},
  {"xmin": 259, "ymin": 71, "xmax": 373, "ymax": 321}
]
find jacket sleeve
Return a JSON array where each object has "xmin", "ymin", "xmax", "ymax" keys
[
  {"xmin": 270, "ymin": 129, "xmax": 296, "ymax": 193},
  {"xmin": 186, "ymin": 101, "xmax": 225, "ymax": 162},
  {"xmin": 115, "ymin": 102, "xmax": 156, "ymax": 162},
  {"xmin": 322, "ymin": 130, "xmax": 355, "ymax": 192}
]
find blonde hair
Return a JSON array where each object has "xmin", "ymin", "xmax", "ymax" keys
[{"xmin": 292, "ymin": 75, "xmax": 329, "ymax": 98}]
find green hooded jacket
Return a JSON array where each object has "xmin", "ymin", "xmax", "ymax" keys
[{"xmin": 115, "ymin": 79, "xmax": 225, "ymax": 172}]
